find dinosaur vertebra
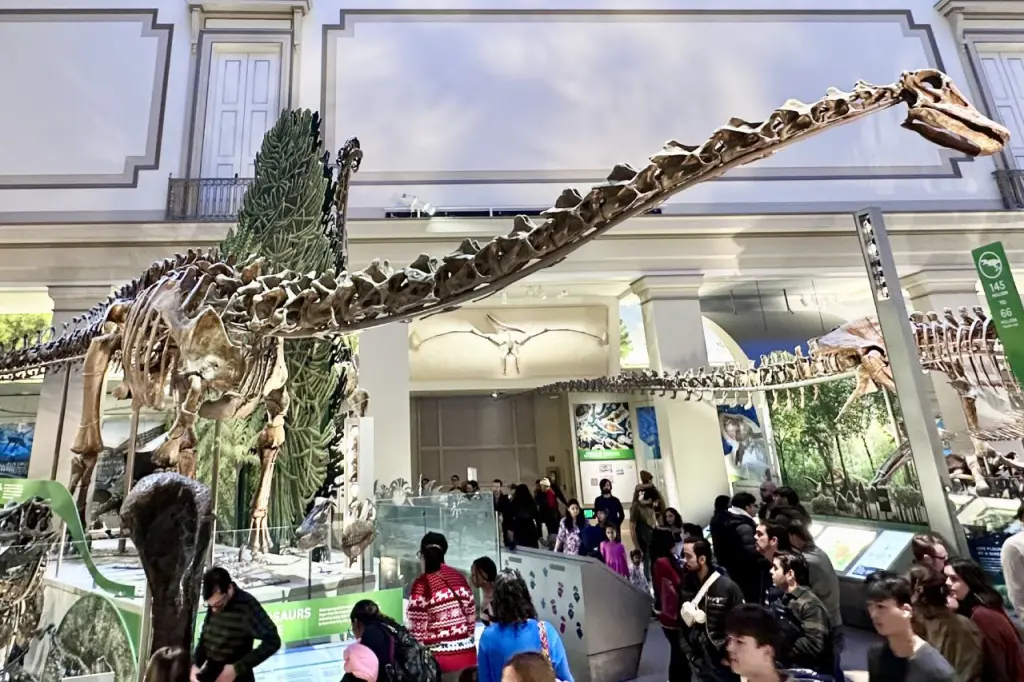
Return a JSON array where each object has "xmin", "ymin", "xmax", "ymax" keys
[
  {"xmin": 540, "ymin": 306, "xmax": 1021, "ymax": 496},
  {"xmin": 0, "ymin": 69, "xmax": 1005, "ymax": 553}
]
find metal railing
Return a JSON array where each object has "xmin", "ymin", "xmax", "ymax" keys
[
  {"xmin": 994, "ymin": 169, "xmax": 1024, "ymax": 210},
  {"xmin": 166, "ymin": 176, "xmax": 254, "ymax": 221}
]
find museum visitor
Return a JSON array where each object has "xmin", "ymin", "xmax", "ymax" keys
[
  {"xmin": 408, "ymin": 532, "xmax": 479, "ymax": 679},
  {"xmin": 767, "ymin": 551, "xmax": 835, "ymax": 676},
  {"xmin": 906, "ymin": 565, "xmax": 983, "ymax": 682},
  {"xmin": 592, "ymin": 477, "xmax": 625, "ymax": 528},
  {"xmin": 476, "ymin": 570, "xmax": 574, "ymax": 682}
]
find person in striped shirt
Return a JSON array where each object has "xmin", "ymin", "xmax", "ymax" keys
[
  {"xmin": 191, "ymin": 567, "xmax": 281, "ymax": 682},
  {"xmin": 407, "ymin": 532, "xmax": 478, "ymax": 680}
]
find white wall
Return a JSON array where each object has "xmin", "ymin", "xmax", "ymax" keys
[{"xmin": 0, "ymin": 0, "xmax": 1006, "ymax": 221}]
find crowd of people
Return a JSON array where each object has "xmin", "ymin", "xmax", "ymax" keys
[{"xmin": 187, "ymin": 476, "xmax": 1024, "ymax": 682}]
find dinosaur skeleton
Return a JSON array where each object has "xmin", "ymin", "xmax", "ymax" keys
[
  {"xmin": 411, "ymin": 313, "xmax": 608, "ymax": 375},
  {"xmin": 0, "ymin": 499, "xmax": 55, "ymax": 670},
  {"xmin": 0, "ymin": 70, "xmax": 1005, "ymax": 557},
  {"xmin": 540, "ymin": 306, "xmax": 1023, "ymax": 496}
]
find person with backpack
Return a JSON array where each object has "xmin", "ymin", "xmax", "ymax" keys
[
  {"xmin": 477, "ymin": 570, "xmax": 574, "ymax": 682},
  {"xmin": 652, "ymin": 529, "xmax": 692, "ymax": 682},
  {"xmin": 408, "ymin": 532, "xmax": 478, "ymax": 680},
  {"xmin": 351, "ymin": 599, "xmax": 437, "ymax": 682}
]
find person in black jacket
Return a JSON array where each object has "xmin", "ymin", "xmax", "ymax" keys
[
  {"xmin": 507, "ymin": 483, "xmax": 541, "ymax": 548},
  {"xmin": 709, "ymin": 495, "xmax": 732, "ymax": 565},
  {"xmin": 718, "ymin": 492, "xmax": 762, "ymax": 604},
  {"xmin": 592, "ymin": 478, "xmax": 625, "ymax": 528},
  {"xmin": 769, "ymin": 487, "xmax": 811, "ymax": 527},
  {"xmin": 680, "ymin": 539, "xmax": 744, "ymax": 682}
]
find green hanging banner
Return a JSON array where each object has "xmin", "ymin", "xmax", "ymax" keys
[{"xmin": 972, "ymin": 242, "xmax": 1024, "ymax": 386}]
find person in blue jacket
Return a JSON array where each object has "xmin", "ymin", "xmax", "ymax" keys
[
  {"xmin": 592, "ymin": 478, "xmax": 625, "ymax": 528},
  {"xmin": 477, "ymin": 570, "xmax": 574, "ymax": 682}
]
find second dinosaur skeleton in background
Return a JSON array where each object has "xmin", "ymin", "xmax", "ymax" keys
[{"xmin": 0, "ymin": 70, "xmax": 1008, "ymax": 554}]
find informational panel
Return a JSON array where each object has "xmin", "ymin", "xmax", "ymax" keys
[
  {"xmin": 574, "ymin": 402, "xmax": 638, "ymax": 504},
  {"xmin": 814, "ymin": 524, "xmax": 878, "ymax": 573},
  {"xmin": 0, "ymin": 421, "xmax": 32, "ymax": 477},
  {"xmin": 846, "ymin": 530, "xmax": 915, "ymax": 580},
  {"xmin": 578, "ymin": 459, "xmax": 638, "ymax": 505},
  {"xmin": 718, "ymin": 404, "xmax": 772, "ymax": 486}
]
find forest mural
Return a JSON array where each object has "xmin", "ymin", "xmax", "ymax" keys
[{"xmin": 767, "ymin": 353, "xmax": 927, "ymax": 526}]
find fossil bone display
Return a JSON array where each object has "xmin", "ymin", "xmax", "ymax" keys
[
  {"xmin": 0, "ymin": 70, "xmax": 1006, "ymax": 663},
  {"xmin": 0, "ymin": 498, "xmax": 55, "ymax": 671},
  {"xmin": 540, "ymin": 306, "xmax": 1021, "ymax": 495},
  {"xmin": 411, "ymin": 313, "xmax": 609, "ymax": 376}
]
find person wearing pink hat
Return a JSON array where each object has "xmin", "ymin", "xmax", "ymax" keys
[{"xmin": 343, "ymin": 643, "xmax": 379, "ymax": 682}]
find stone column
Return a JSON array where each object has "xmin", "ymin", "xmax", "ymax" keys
[
  {"xmin": 28, "ymin": 285, "xmax": 113, "ymax": 484},
  {"xmin": 630, "ymin": 275, "xmax": 729, "ymax": 525},
  {"xmin": 357, "ymin": 323, "xmax": 412, "ymax": 484},
  {"xmin": 902, "ymin": 269, "xmax": 982, "ymax": 454}
]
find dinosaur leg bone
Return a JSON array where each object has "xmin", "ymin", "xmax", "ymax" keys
[
  {"xmin": 154, "ymin": 374, "xmax": 204, "ymax": 471},
  {"xmin": 246, "ymin": 385, "xmax": 290, "ymax": 556},
  {"xmin": 69, "ymin": 332, "xmax": 121, "ymax": 525},
  {"xmin": 958, "ymin": 395, "xmax": 992, "ymax": 495},
  {"xmin": 836, "ymin": 364, "xmax": 879, "ymax": 423}
]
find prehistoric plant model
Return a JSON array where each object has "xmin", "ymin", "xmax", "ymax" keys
[{"xmin": 0, "ymin": 69, "xmax": 1007, "ymax": 676}]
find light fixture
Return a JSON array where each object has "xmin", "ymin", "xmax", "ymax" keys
[{"xmin": 490, "ymin": 391, "xmax": 500, "ymax": 398}]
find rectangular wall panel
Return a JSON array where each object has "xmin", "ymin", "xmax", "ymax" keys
[{"xmin": 0, "ymin": 11, "xmax": 172, "ymax": 188}]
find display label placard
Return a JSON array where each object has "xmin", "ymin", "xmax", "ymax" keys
[
  {"xmin": 973, "ymin": 242, "xmax": 1024, "ymax": 385},
  {"xmin": 195, "ymin": 587, "xmax": 404, "ymax": 644}
]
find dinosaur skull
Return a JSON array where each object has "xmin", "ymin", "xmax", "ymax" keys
[{"xmin": 899, "ymin": 69, "xmax": 1009, "ymax": 156}]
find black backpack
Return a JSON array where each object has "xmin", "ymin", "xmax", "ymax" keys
[{"xmin": 380, "ymin": 620, "xmax": 440, "ymax": 682}]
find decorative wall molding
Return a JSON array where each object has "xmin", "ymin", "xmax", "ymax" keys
[
  {"xmin": 321, "ymin": 8, "xmax": 968, "ymax": 186},
  {"xmin": 186, "ymin": 0, "xmax": 310, "ymax": 15},
  {"xmin": 0, "ymin": 10, "xmax": 173, "ymax": 190}
]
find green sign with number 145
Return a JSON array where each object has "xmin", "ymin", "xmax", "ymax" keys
[{"xmin": 972, "ymin": 241, "xmax": 1024, "ymax": 385}]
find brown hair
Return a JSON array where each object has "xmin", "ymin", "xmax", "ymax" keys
[
  {"xmin": 503, "ymin": 652, "xmax": 555, "ymax": 682},
  {"xmin": 910, "ymin": 534, "xmax": 944, "ymax": 563}
]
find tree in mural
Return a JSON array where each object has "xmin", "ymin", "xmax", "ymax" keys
[
  {"xmin": 194, "ymin": 110, "xmax": 341, "ymax": 541},
  {"xmin": 0, "ymin": 313, "xmax": 52, "ymax": 349},
  {"xmin": 768, "ymin": 352, "xmax": 925, "ymax": 524},
  {"xmin": 619, "ymin": 320, "xmax": 633, "ymax": 362}
]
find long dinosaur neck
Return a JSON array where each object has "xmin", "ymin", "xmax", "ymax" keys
[{"xmin": 260, "ymin": 78, "xmax": 911, "ymax": 339}]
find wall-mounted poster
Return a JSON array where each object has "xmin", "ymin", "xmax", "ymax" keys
[
  {"xmin": 574, "ymin": 403, "xmax": 634, "ymax": 460},
  {"xmin": 768, "ymin": 365, "xmax": 927, "ymax": 526},
  {"xmin": 636, "ymin": 406, "xmax": 660, "ymax": 461},
  {"xmin": 574, "ymin": 402, "xmax": 637, "ymax": 504},
  {"xmin": 718, "ymin": 405, "xmax": 771, "ymax": 486},
  {"xmin": 0, "ymin": 422, "xmax": 33, "ymax": 478}
]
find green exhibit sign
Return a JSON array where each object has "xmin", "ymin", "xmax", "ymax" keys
[
  {"xmin": 0, "ymin": 478, "xmax": 136, "ymax": 597},
  {"xmin": 577, "ymin": 448, "xmax": 635, "ymax": 461},
  {"xmin": 195, "ymin": 587, "xmax": 403, "ymax": 644},
  {"xmin": 972, "ymin": 242, "xmax": 1024, "ymax": 385}
]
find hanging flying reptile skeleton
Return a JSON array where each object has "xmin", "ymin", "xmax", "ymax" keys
[
  {"xmin": 0, "ymin": 71, "xmax": 1008, "ymax": 680},
  {"xmin": 540, "ymin": 307, "xmax": 1024, "ymax": 496},
  {"xmin": 410, "ymin": 313, "xmax": 609, "ymax": 375}
]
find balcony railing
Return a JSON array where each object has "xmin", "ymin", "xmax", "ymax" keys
[
  {"xmin": 994, "ymin": 169, "xmax": 1024, "ymax": 210},
  {"xmin": 166, "ymin": 176, "xmax": 254, "ymax": 221}
]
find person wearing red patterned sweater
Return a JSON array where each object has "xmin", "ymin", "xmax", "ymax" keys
[{"xmin": 407, "ymin": 532, "xmax": 478, "ymax": 680}]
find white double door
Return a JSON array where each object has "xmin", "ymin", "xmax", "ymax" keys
[
  {"xmin": 979, "ymin": 50, "xmax": 1024, "ymax": 168},
  {"xmin": 201, "ymin": 45, "xmax": 282, "ymax": 179}
]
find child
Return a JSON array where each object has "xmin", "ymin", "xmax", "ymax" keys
[
  {"xmin": 600, "ymin": 524, "xmax": 629, "ymax": 578},
  {"xmin": 628, "ymin": 549, "xmax": 651, "ymax": 593},
  {"xmin": 343, "ymin": 643, "xmax": 379, "ymax": 682}
]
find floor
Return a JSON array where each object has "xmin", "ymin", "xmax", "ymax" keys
[{"xmin": 253, "ymin": 624, "xmax": 881, "ymax": 682}]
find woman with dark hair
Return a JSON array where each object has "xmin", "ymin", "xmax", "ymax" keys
[
  {"xmin": 507, "ymin": 484, "xmax": 542, "ymax": 548},
  {"xmin": 769, "ymin": 487, "xmax": 811, "ymax": 526},
  {"xmin": 407, "ymin": 532, "xmax": 478, "ymax": 679},
  {"xmin": 477, "ymin": 570, "xmax": 573, "ymax": 682},
  {"xmin": 708, "ymin": 495, "xmax": 731, "ymax": 565},
  {"xmin": 661, "ymin": 507, "xmax": 685, "ymax": 544},
  {"xmin": 553, "ymin": 499, "xmax": 586, "ymax": 554},
  {"xmin": 350, "ymin": 599, "xmax": 398, "ymax": 682},
  {"xmin": 650, "ymin": 528, "xmax": 691, "ymax": 682},
  {"xmin": 945, "ymin": 558, "xmax": 1024, "ymax": 682},
  {"xmin": 907, "ymin": 564, "xmax": 983, "ymax": 682},
  {"xmin": 472, "ymin": 556, "xmax": 499, "ymax": 626}
]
